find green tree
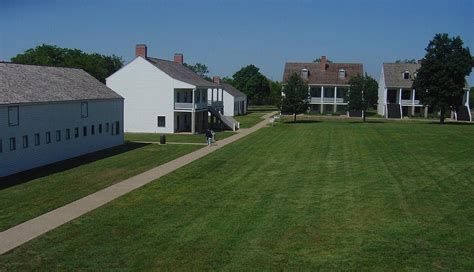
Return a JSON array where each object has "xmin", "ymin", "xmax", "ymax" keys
[
  {"xmin": 11, "ymin": 44, "xmax": 123, "ymax": 83},
  {"xmin": 221, "ymin": 76, "xmax": 234, "ymax": 85},
  {"xmin": 282, "ymin": 73, "xmax": 309, "ymax": 122},
  {"xmin": 395, "ymin": 59, "xmax": 417, "ymax": 63},
  {"xmin": 232, "ymin": 65, "xmax": 271, "ymax": 105},
  {"xmin": 346, "ymin": 73, "xmax": 378, "ymax": 122},
  {"xmin": 412, "ymin": 33, "xmax": 473, "ymax": 124},
  {"xmin": 269, "ymin": 80, "xmax": 283, "ymax": 109},
  {"xmin": 183, "ymin": 62, "xmax": 211, "ymax": 81}
]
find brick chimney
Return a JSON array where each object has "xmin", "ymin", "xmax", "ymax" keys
[
  {"xmin": 174, "ymin": 53, "xmax": 184, "ymax": 64},
  {"xmin": 135, "ymin": 44, "xmax": 147, "ymax": 58},
  {"xmin": 320, "ymin": 56, "xmax": 327, "ymax": 71},
  {"xmin": 213, "ymin": 76, "xmax": 221, "ymax": 84}
]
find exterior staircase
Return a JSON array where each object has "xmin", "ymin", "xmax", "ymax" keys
[
  {"xmin": 208, "ymin": 106, "xmax": 240, "ymax": 131},
  {"xmin": 386, "ymin": 103, "xmax": 402, "ymax": 119},
  {"xmin": 455, "ymin": 105, "xmax": 471, "ymax": 121}
]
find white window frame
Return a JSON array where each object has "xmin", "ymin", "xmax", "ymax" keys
[{"xmin": 8, "ymin": 106, "xmax": 19, "ymax": 126}]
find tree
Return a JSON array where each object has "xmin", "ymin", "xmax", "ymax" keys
[
  {"xmin": 232, "ymin": 65, "xmax": 271, "ymax": 105},
  {"xmin": 313, "ymin": 57, "xmax": 332, "ymax": 63},
  {"xmin": 11, "ymin": 44, "xmax": 123, "ymax": 83},
  {"xmin": 269, "ymin": 80, "xmax": 283, "ymax": 109},
  {"xmin": 184, "ymin": 62, "xmax": 211, "ymax": 81},
  {"xmin": 395, "ymin": 59, "xmax": 417, "ymax": 63},
  {"xmin": 345, "ymin": 73, "xmax": 378, "ymax": 122},
  {"xmin": 412, "ymin": 33, "xmax": 473, "ymax": 124},
  {"xmin": 281, "ymin": 73, "xmax": 309, "ymax": 122}
]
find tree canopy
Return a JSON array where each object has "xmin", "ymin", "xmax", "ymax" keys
[
  {"xmin": 184, "ymin": 62, "xmax": 211, "ymax": 81},
  {"xmin": 412, "ymin": 33, "xmax": 473, "ymax": 124},
  {"xmin": 232, "ymin": 65, "xmax": 271, "ymax": 105},
  {"xmin": 281, "ymin": 73, "xmax": 309, "ymax": 122},
  {"xmin": 395, "ymin": 59, "xmax": 417, "ymax": 64},
  {"xmin": 346, "ymin": 73, "xmax": 378, "ymax": 122},
  {"xmin": 11, "ymin": 44, "xmax": 123, "ymax": 83}
]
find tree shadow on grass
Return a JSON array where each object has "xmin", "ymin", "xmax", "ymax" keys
[
  {"xmin": 284, "ymin": 120, "xmax": 322, "ymax": 124},
  {"xmin": 424, "ymin": 121, "xmax": 473, "ymax": 126},
  {"xmin": 348, "ymin": 120, "xmax": 386, "ymax": 124},
  {"xmin": 0, "ymin": 142, "xmax": 149, "ymax": 190}
]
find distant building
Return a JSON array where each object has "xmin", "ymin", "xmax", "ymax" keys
[
  {"xmin": 210, "ymin": 77, "xmax": 247, "ymax": 117},
  {"xmin": 0, "ymin": 63, "xmax": 124, "ymax": 177},
  {"xmin": 282, "ymin": 56, "xmax": 363, "ymax": 116},
  {"xmin": 107, "ymin": 44, "xmax": 239, "ymax": 134},
  {"xmin": 378, "ymin": 63, "xmax": 471, "ymax": 121}
]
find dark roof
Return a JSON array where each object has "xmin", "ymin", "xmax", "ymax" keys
[
  {"xmin": 283, "ymin": 62, "xmax": 363, "ymax": 85},
  {"xmin": 382, "ymin": 63, "xmax": 421, "ymax": 88},
  {"xmin": 0, "ymin": 63, "xmax": 122, "ymax": 105},
  {"xmin": 222, "ymin": 83, "xmax": 246, "ymax": 98},
  {"xmin": 147, "ymin": 57, "xmax": 219, "ymax": 87}
]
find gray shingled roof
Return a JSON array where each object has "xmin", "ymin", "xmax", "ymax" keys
[
  {"xmin": 147, "ymin": 57, "xmax": 219, "ymax": 88},
  {"xmin": 283, "ymin": 62, "xmax": 363, "ymax": 85},
  {"xmin": 382, "ymin": 63, "xmax": 421, "ymax": 88},
  {"xmin": 222, "ymin": 83, "xmax": 246, "ymax": 98},
  {"xmin": 0, "ymin": 63, "xmax": 122, "ymax": 105}
]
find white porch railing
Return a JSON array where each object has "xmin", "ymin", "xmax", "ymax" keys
[
  {"xmin": 208, "ymin": 100, "xmax": 223, "ymax": 107},
  {"xmin": 175, "ymin": 102, "xmax": 193, "ymax": 109}
]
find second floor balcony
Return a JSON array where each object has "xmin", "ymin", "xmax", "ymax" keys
[{"xmin": 174, "ymin": 101, "xmax": 208, "ymax": 110}]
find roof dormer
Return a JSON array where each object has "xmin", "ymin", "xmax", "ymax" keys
[
  {"xmin": 402, "ymin": 71, "xmax": 410, "ymax": 80},
  {"xmin": 301, "ymin": 68, "xmax": 309, "ymax": 80},
  {"xmin": 338, "ymin": 69, "xmax": 346, "ymax": 79}
]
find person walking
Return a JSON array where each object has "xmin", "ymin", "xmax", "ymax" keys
[{"xmin": 205, "ymin": 128, "xmax": 213, "ymax": 146}]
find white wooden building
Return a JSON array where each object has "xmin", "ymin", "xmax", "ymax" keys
[
  {"xmin": 378, "ymin": 63, "xmax": 471, "ymax": 121},
  {"xmin": 0, "ymin": 63, "xmax": 124, "ymax": 178},
  {"xmin": 209, "ymin": 77, "xmax": 247, "ymax": 117},
  {"xmin": 107, "ymin": 44, "xmax": 239, "ymax": 134}
]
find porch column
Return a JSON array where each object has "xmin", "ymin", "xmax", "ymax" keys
[
  {"xmin": 192, "ymin": 88, "xmax": 196, "ymax": 134},
  {"xmin": 399, "ymin": 88, "xmax": 403, "ymax": 118},
  {"xmin": 411, "ymin": 89, "xmax": 416, "ymax": 116},
  {"xmin": 424, "ymin": 107, "xmax": 428, "ymax": 118},
  {"xmin": 334, "ymin": 86, "xmax": 337, "ymax": 113},
  {"xmin": 320, "ymin": 86, "xmax": 324, "ymax": 114}
]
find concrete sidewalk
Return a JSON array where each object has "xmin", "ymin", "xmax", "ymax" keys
[{"xmin": 0, "ymin": 112, "xmax": 276, "ymax": 255}]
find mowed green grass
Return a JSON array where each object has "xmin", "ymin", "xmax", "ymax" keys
[
  {"xmin": 125, "ymin": 131, "xmax": 235, "ymax": 143},
  {"xmin": 1, "ymin": 120, "xmax": 473, "ymax": 270},
  {"xmin": 234, "ymin": 112, "xmax": 268, "ymax": 128},
  {"xmin": 0, "ymin": 143, "xmax": 201, "ymax": 231}
]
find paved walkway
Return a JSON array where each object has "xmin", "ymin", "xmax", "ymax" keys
[{"xmin": 0, "ymin": 112, "xmax": 276, "ymax": 255}]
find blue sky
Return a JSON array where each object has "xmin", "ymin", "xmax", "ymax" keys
[{"xmin": 1, "ymin": 0, "xmax": 473, "ymax": 84}]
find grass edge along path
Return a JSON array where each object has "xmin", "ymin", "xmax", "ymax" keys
[{"xmin": 0, "ymin": 112, "xmax": 276, "ymax": 255}]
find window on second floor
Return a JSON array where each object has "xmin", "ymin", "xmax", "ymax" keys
[
  {"xmin": 81, "ymin": 102, "xmax": 88, "ymax": 118},
  {"xmin": 56, "ymin": 130, "xmax": 61, "ymax": 142},
  {"xmin": 35, "ymin": 133, "xmax": 40, "ymax": 146},
  {"xmin": 10, "ymin": 137, "xmax": 16, "ymax": 151},
  {"xmin": 75, "ymin": 127, "xmax": 79, "ymax": 138},
  {"xmin": 403, "ymin": 71, "xmax": 410, "ymax": 80},
  {"xmin": 46, "ymin": 132, "xmax": 51, "ymax": 144},
  {"xmin": 338, "ymin": 69, "xmax": 346, "ymax": 79},
  {"xmin": 22, "ymin": 135, "xmax": 28, "ymax": 148},
  {"xmin": 8, "ymin": 106, "xmax": 19, "ymax": 126}
]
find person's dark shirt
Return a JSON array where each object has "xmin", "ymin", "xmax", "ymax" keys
[{"xmin": 205, "ymin": 130, "xmax": 213, "ymax": 138}]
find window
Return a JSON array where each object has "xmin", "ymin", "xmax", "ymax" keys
[
  {"xmin": 401, "ymin": 90, "xmax": 411, "ymax": 100},
  {"xmin": 75, "ymin": 127, "xmax": 79, "ymax": 138},
  {"xmin": 46, "ymin": 132, "xmax": 51, "ymax": 144},
  {"xmin": 8, "ymin": 106, "xmax": 19, "ymax": 126},
  {"xmin": 0, "ymin": 139, "xmax": 2, "ymax": 153},
  {"xmin": 157, "ymin": 116, "xmax": 166, "ymax": 127},
  {"xmin": 99, "ymin": 124, "xmax": 103, "ymax": 134},
  {"xmin": 56, "ymin": 130, "xmax": 61, "ymax": 142},
  {"xmin": 83, "ymin": 126, "xmax": 87, "ymax": 137},
  {"xmin": 35, "ymin": 133, "xmax": 40, "ymax": 146},
  {"xmin": 66, "ymin": 129, "xmax": 71, "ymax": 140},
  {"xmin": 338, "ymin": 69, "xmax": 346, "ymax": 79},
  {"xmin": 10, "ymin": 137, "xmax": 16, "ymax": 151},
  {"xmin": 115, "ymin": 121, "xmax": 120, "ymax": 135},
  {"xmin": 81, "ymin": 102, "xmax": 88, "ymax": 118},
  {"xmin": 106, "ymin": 123, "xmax": 110, "ymax": 132},
  {"xmin": 403, "ymin": 71, "xmax": 410, "ymax": 80},
  {"xmin": 91, "ymin": 125, "xmax": 95, "ymax": 135},
  {"xmin": 301, "ymin": 69, "xmax": 309, "ymax": 80},
  {"xmin": 22, "ymin": 135, "xmax": 28, "ymax": 148},
  {"xmin": 310, "ymin": 87, "xmax": 321, "ymax": 97}
]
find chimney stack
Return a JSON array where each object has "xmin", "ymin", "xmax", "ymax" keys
[
  {"xmin": 174, "ymin": 53, "xmax": 184, "ymax": 64},
  {"xmin": 320, "ymin": 56, "xmax": 327, "ymax": 71},
  {"xmin": 213, "ymin": 76, "xmax": 221, "ymax": 84},
  {"xmin": 135, "ymin": 44, "xmax": 147, "ymax": 58}
]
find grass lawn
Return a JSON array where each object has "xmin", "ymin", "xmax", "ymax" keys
[
  {"xmin": 0, "ymin": 143, "xmax": 201, "ymax": 231},
  {"xmin": 234, "ymin": 112, "xmax": 268, "ymax": 128},
  {"xmin": 247, "ymin": 104, "xmax": 278, "ymax": 112},
  {"xmin": 1, "ymin": 120, "xmax": 473, "ymax": 270},
  {"xmin": 125, "ymin": 131, "xmax": 235, "ymax": 143}
]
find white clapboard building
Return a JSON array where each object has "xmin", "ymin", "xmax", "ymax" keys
[{"xmin": 0, "ymin": 63, "xmax": 124, "ymax": 177}]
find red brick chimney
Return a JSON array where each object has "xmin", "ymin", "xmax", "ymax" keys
[
  {"xmin": 213, "ymin": 76, "xmax": 221, "ymax": 84},
  {"xmin": 320, "ymin": 56, "xmax": 327, "ymax": 71},
  {"xmin": 135, "ymin": 44, "xmax": 147, "ymax": 58},
  {"xmin": 174, "ymin": 53, "xmax": 184, "ymax": 64}
]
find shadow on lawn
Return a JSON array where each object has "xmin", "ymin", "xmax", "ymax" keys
[
  {"xmin": 285, "ymin": 120, "xmax": 322, "ymax": 124},
  {"xmin": 349, "ymin": 120, "xmax": 386, "ymax": 124},
  {"xmin": 0, "ymin": 142, "xmax": 149, "ymax": 190},
  {"xmin": 424, "ymin": 121, "xmax": 474, "ymax": 126}
]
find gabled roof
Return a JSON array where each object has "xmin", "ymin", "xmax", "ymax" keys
[
  {"xmin": 0, "ymin": 62, "xmax": 122, "ymax": 105},
  {"xmin": 222, "ymin": 83, "xmax": 246, "ymax": 98},
  {"xmin": 283, "ymin": 62, "xmax": 363, "ymax": 85},
  {"xmin": 382, "ymin": 63, "xmax": 421, "ymax": 88},
  {"xmin": 147, "ymin": 57, "xmax": 219, "ymax": 88}
]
